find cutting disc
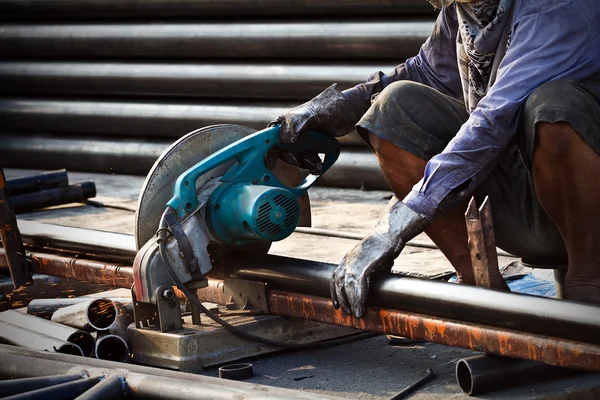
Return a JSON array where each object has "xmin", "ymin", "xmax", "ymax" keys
[{"xmin": 134, "ymin": 124, "xmax": 311, "ymax": 251}]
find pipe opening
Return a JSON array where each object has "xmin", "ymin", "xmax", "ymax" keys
[
  {"xmin": 456, "ymin": 359, "xmax": 474, "ymax": 395},
  {"xmin": 68, "ymin": 331, "xmax": 95, "ymax": 357},
  {"xmin": 56, "ymin": 343, "xmax": 83, "ymax": 357},
  {"xmin": 87, "ymin": 299, "xmax": 116, "ymax": 330},
  {"xmin": 95, "ymin": 335, "xmax": 129, "ymax": 362}
]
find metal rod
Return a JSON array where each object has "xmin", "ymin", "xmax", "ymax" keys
[
  {"xmin": 0, "ymin": 346, "xmax": 343, "ymax": 400},
  {"xmin": 2, "ymin": 377, "xmax": 99, "ymax": 400},
  {"xmin": 73, "ymin": 375, "xmax": 125, "ymax": 400},
  {"xmin": 5, "ymin": 169, "xmax": 68, "ymax": 196},
  {"xmin": 455, "ymin": 354, "xmax": 577, "ymax": 396},
  {"xmin": 0, "ymin": 21, "xmax": 433, "ymax": 60},
  {"xmin": 389, "ymin": 368, "xmax": 435, "ymax": 400},
  {"xmin": 0, "ymin": 169, "xmax": 33, "ymax": 288},
  {"xmin": 27, "ymin": 297, "xmax": 132, "ymax": 320},
  {"xmin": 0, "ymin": 374, "xmax": 83, "ymax": 397},
  {"xmin": 10, "ymin": 182, "xmax": 96, "ymax": 214},
  {"xmin": 0, "ymin": 320, "xmax": 83, "ymax": 356},
  {"xmin": 0, "ymin": 62, "xmax": 391, "ymax": 101},
  {"xmin": 0, "ymin": 310, "xmax": 95, "ymax": 356},
  {"xmin": 226, "ymin": 255, "xmax": 600, "ymax": 345},
  {"xmin": 95, "ymin": 333, "xmax": 129, "ymax": 362},
  {"xmin": 51, "ymin": 298, "xmax": 117, "ymax": 331},
  {"xmin": 0, "ymin": 0, "xmax": 436, "ymax": 19},
  {"xmin": 267, "ymin": 291, "xmax": 600, "ymax": 371}
]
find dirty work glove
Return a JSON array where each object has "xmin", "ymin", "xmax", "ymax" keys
[
  {"xmin": 274, "ymin": 83, "xmax": 359, "ymax": 144},
  {"xmin": 330, "ymin": 198, "xmax": 431, "ymax": 318}
]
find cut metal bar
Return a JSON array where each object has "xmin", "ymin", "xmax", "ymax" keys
[
  {"xmin": 0, "ymin": 169, "xmax": 32, "ymax": 288},
  {"xmin": 0, "ymin": 248, "xmax": 134, "ymax": 287},
  {"xmin": 227, "ymin": 255, "xmax": 600, "ymax": 344},
  {"xmin": 268, "ymin": 291, "xmax": 600, "ymax": 371},
  {"xmin": 465, "ymin": 197, "xmax": 505, "ymax": 290},
  {"xmin": 0, "ymin": 346, "xmax": 345, "ymax": 399},
  {"xmin": 455, "ymin": 354, "xmax": 577, "ymax": 396},
  {"xmin": 52, "ymin": 298, "xmax": 117, "ymax": 331},
  {"xmin": 0, "ymin": 310, "xmax": 95, "ymax": 356},
  {"xmin": 73, "ymin": 375, "xmax": 125, "ymax": 400},
  {"xmin": 0, "ymin": 374, "xmax": 83, "ymax": 397},
  {"xmin": 0, "ymin": 0, "xmax": 436, "ymax": 19},
  {"xmin": 0, "ymin": 62, "xmax": 390, "ymax": 101},
  {"xmin": 10, "ymin": 182, "xmax": 96, "ymax": 214},
  {"xmin": 0, "ymin": 320, "xmax": 83, "ymax": 356},
  {"xmin": 1, "ymin": 377, "xmax": 99, "ymax": 400},
  {"xmin": 95, "ymin": 333, "xmax": 129, "ymax": 362},
  {"xmin": 0, "ymin": 21, "xmax": 433, "ymax": 60},
  {"xmin": 6, "ymin": 169, "xmax": 68, "ymax": 196},
  {"xmin": 27, "ymin": 297, "xmax": 132, "ymax": 320}
]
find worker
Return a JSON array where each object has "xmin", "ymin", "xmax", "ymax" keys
[{"xmin": 273, "ymin": 0, "xmax": 600, "ymax": 318}]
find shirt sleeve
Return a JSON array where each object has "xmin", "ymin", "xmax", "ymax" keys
[
  {"xmin": 342, "ymin": 6, "xmax": 462, "ymax": 118},
  {"xmin": 404, "ymin": 1, "xmax": 600, "ymax": 219}
]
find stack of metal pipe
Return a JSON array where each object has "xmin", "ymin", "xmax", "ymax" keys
[
  {"xmin": 0, "ymin": 0, "xmax": 438, "ymax": 190},
  {"xmin": 0, "ymin": 296, "xmax": 134, "ymax": 362}
]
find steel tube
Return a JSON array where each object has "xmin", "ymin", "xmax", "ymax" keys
[
  {"xmin": 0, "ymin": 62, "xmax": 390, "ymax": 101},
  {"xmin": 73, "ymin": 375, "xmax": 124, "ymax": 400},
  {"xmin": 0, "ymin": 375, "xmax": 83, "ymax": 397},
  {"xmin": 2, "ymin": 377, "xmax": 99, "ymax": 400},
  {"xmin": 0, "ymin": 345, "xmax": 341, "ymax": 400},
  {"xmin": 0, "ymin": 0, "xmax": 435, "ymax": 19},
  {"xmin": 0, "ymin": 320, "xmax": 83, "ymax": 356},
  {"xmin": 268, "ymin": 291, "xmax": 600, "ymax": 371},
  {"xmin": 0, "ymin": 310, "xmax": 95, "ymax": 356},
  {"xmin": 0, "ymin": 134, "xmax": 169, "ymax": 176},
  {"xmin": 455, "ymin": 355, "xmax": 576, "ymax": 396},
  {"xmin": 52, "ymin": 298, "xmax": 117, "ymax": 331},
  {"xmin": 226, "ymin": 255, "xmax": 600, "ymax": 345},
  {"xmin": 320, "ymin": 149, "xmax": 388, "ymax": 190},
  {"xmin": 6, "ymin": 169, "xmax": 68, "ymax": 196},
  {"xmin": 95, "ymin": 333, "xmax": 129, "ymax": 362},
  {"xmin": 11, "ymin": 182, "xmax": 96, "ymax": 214},
  {"xmin": 28, "ymin": 297, "xmax": 132, "ymax": 320},
  {"xmin": 17, "ymin": 219, "xmax": 137, "ymax": 259},
  {"xmin": 0, "ymin": 22, "xmax": 433, "ymax": 61}
]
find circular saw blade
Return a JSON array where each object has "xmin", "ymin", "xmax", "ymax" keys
[{"xmin": 134, "ymin": 124, "xmax": 311, "ymax": 250}]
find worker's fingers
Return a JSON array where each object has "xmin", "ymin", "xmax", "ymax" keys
[
  {"xmin": 330, "ymin": 270, "xmax": 339, "ymax": 309},
  {"xmin": 345, "ymin": 273, "xmax": 369, "ymax": 319},
  {"xmin": 334, "ymin": 267, "xmax": 352, "ymax": 315}
]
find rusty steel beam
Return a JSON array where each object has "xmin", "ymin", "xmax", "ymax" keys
[
  {"xmin": 268, "ymin": 290, "xmax": 600, "ymax": 371},
  {"xmin": 0, "ymin": 248, "xmax": 133, "ymax": 288}
]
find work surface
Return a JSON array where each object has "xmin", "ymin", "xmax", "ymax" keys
[{"xmin": 5, "ymin": 169, "xmax": 599, "ymax": 399}]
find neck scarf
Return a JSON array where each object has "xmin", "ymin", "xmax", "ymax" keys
[{"xmin": 428, "ymin": 0, "xmax": 515, "ymax": 112}]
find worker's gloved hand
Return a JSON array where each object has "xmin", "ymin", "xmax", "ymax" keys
[
  {"xmin": 273, "ymin": 83, "xmax": 359, "ymax": 144},
  {"xmin": 330, "ymin": 198, "xmax": 430, "ymax": 318}
]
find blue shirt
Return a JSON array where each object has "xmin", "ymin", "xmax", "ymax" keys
[{"xmin": 343, "ymin": 0, "xmax": 600, "ymax": 219}]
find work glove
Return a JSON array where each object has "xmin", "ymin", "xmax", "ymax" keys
[
  {"xmin": 268, "ymin": 84, "xmax": 359, "ymax": 173},
  {"xmin": 330, "ymin": 198, "xmax": 431, "ymax": 318}
]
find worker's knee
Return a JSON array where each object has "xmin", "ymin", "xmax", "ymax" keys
[{"xmin": 375, "ymin": 80, "xmax": 428, "ymax": 105}]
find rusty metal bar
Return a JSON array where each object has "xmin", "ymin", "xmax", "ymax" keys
[
  {"xmin": 0, "ymin": 169, "xmax": 33, "ymax": 288},
  {"xmin": 465, "ymin": 197, "xmax": 506, "ymax": 290},
  {"xmin": 268, "ymin": 291, "xmax": 600, "ymax": 371}
]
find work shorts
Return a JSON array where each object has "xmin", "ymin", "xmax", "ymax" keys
[{"xmin": 356, "ymin": 80, "xmax": 600, "ymax": 266}]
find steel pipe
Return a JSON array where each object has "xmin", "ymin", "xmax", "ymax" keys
[
  {"xmin": 0, "ymin": 320, "xmax": 83, "ymax": 356},
  {"xmin": 73, "ymin": 375, "xmax": 125, "ymax": 400},
  {"xmin": 0, "ymin": 310, "xmax": 95, "ymax": 356},
  {"xmin": 0, "ymin": 21, "xmax": 433, "ymax": 61},
  {"xmin": 6, "ymin": 169, "xmax": 68, "ymax": 196},
  {"xmin": 0, "ymin": 375, "xmax": 83, "ymax": 397},
  {"xmin": 320, "ymin": 149, "xmax": 388, "ymax": 190},
  {"xmin": 11, "ymin": 182, "xmax": 96, "ymax": 214},
  {"xmin": 455, "ymin": 354, "xmax": 576, "ymax": 396},
  {"xmin": 0, "ymin": 62, "xmax": 390, "ymax": 101},
  {"xmin": 52, "ymin": 298, "xmax": 118, "ymax": 331},
  {"xmin": 1, "ymin": 377, "xmax": 100, "ymax": 400},
  {"xmin": 0, "ymin": 135, "xmax": 169, "ymax": 175},
  {"xmin": 95, "ymin": 333, "xmax": 129, "ymax": 362},
  {"xmin": 28, "ymin": 297, "xmax": 132, "ymax": 320},
  {"xmin": 0, "ymin": 0, "xmax": 436, "ymax": 19},
  {"xmin": 0, "ymin": 345, "xmax": 341, "ymax": 400}
]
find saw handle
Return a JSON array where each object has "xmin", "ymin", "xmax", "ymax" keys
[{"xmin": 167, "ymin": 125, "xmax": 340, "ymax": 219}]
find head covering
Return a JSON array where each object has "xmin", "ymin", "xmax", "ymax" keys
[{"xmin": 428, "ymin": 0, "xmax": 515, "ymax": 112}]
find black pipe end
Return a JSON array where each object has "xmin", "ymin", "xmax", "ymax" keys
[
  {"xmin": 80, "ymin": 181, "xmax": 96, "ymax": 198},
  {"xmin": 456, "ymin": 359, "xmax": 474, "ymax": 395}
]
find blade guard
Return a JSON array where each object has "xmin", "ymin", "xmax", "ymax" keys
[{"xmin": 167, "ymin": 125, "xmax": 340, "ymax": 220}]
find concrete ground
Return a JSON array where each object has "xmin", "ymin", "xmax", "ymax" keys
[{"xmin": 3, "ymin": 169, "xmax": 599, "ymax": 399}]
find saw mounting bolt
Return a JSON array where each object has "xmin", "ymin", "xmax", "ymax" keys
[{"xmin": 162, "ymin": 288, "xmax": 175, "ymax": 300}]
